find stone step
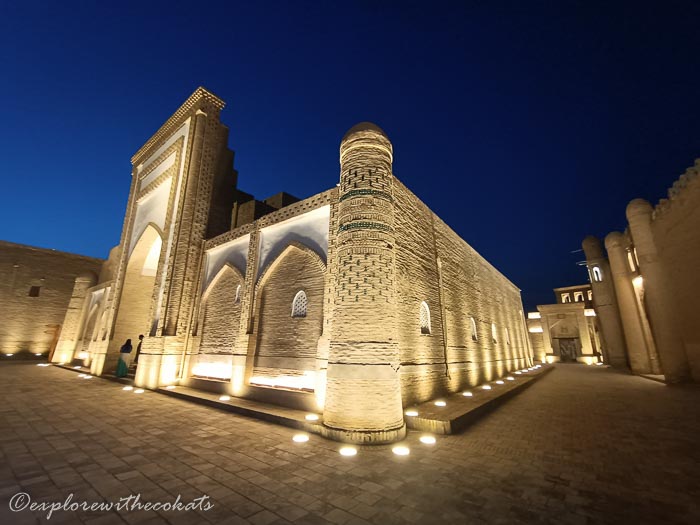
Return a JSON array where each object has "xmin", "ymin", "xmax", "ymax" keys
[
  {"xmin": 156, "ymin": 385, "xmax": 324, "ymax": 434},
  {"xmin": 404, "ymin": 365, "xmax": 554, "ymax": 434}
]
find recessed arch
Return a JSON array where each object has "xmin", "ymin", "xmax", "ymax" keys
[
  {"xmin": 196, "ymin": 263, "xmax": 245, "ymax": 367},
  {"xmin": 201, "ymin": 263, "xmax": 245, "ymax": 306},
  {"xmin": 256, "ymin": 241, "xmax": 326, "ymax": 290},
  {"xmin": 110, "ymin": 224, "xmax": 164, "ymax": 357},
  {"xmin": 251, "ymin": 241, "xmax": 326, "ymax": 391}
]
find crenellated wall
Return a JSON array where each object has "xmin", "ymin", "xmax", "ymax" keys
[{"xmin": 649, "ymin": 162, "xmax": 700, "ymax": 380}]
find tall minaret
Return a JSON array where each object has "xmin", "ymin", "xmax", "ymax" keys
[{"xmin": 322, "ymin": 123, "xmax": 405, "ymax": 444}]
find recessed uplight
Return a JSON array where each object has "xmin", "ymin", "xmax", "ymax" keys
[
  {"xmin": 515, "ymin": 371, "xmax": 522, "ymax": 375},
  {"xmin": 219, "ymin": 395, "xmax": 230, "ymax": 401},
  {"xmin": 73, "ymin": 366, "xmax": 81, "ymax": 369},
  {"xmin": 339, "ymin": 447, "xmax": 357, "ymax": 457},
  {"xmin": 506, "ymin": 376, "xmax": 515, "ymax": 381},
  {"xmin": 5, "ymin": 354, "xmax": 13, "ymax": 357},
  {"xmin": 482, "ymin": 385, "xmax": 492, "ymax": 390},
  {"xmin": 36, "ymin": 363, "xmax": 50, "ymax": 367},
  {"xmin": 596, "ymin": 362, "xmax": 604, "ymax": 366},
  {"xmin": 123, "ymin": 386, "xmax": 133, "ymax": 391},
  {"xmin": 305, "ymin": 414, "xmax": 319, "ymax": 421},
  {"xmin": 405, "ymin": 410, "xmax": 419, "ymax": 417},
  {"xmin": 292, "ymin": 434, "xmax": 309, "ymax": 443},
  {"xmin": 434, "ymin": 401, "xmax": 446, "ymax": 407},
  {"xmin": 495, "ymin": 380, "xmax": 504, "ymax": 385},
  {"xmin": 462, "ymin": 391, "xmax": 473, "ymax": 397},
  {"xmin": 134, "ymin": 389, "xmax": 144, "ymax": 394},
  {"xmin": 35, "ymin": 353, "xmax": 42, "ymax": 356},
  {"xmin": 83, "ymin": 375, "xmax": 92, "ymax": 379},
  {"xmin": 392, "ymin": 446, "xmax": 410, "ymax": 456},
  {"xmin": 165, "ymin": 385, "xmax": 176, "ymax": 390},
  {"xmin": 77, "ymin": 374, "xmax": 86, "ymax": 378},
  {"xmin": 419, "ymin": 435, "xmax": 436, "ymax": 445}
]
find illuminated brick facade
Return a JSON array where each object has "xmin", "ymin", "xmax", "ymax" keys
[{"xmin": 54, "ymin": 88, "xmax": 534, "ymax": 442}]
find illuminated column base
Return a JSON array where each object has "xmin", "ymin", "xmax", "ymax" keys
[
  {"xmin": 319, "ymin": 423, "xmax": 406, "ymax": 445},
  {"xmin": 314, "ymin": 333, "xmax": 330, "ymax": 411},
  {"xmin": 231, "ymin": 355, "xmax": 247, "ymax": 396},
  {"xmin": 314, "ymin": 365, "xmax": 327, "ymax": 412},
  {"xmin": 134, "ymin": 353, "xmax": 163, "ymax": 389},
  {"xmin": 52, "ymin": 340, "xmax": 77, "ymax": 364},
  {"xmin": 133, "ymin": 336, "xmax": 183, "ymax": 389},
  {"xmin": 322, "ymin": 349, "xmax": 406, "ymax": 444},
  {"xmin": 90, "ymin": 351, "xmax": 107, "ymax": 376},
  {"xmin": 577, "ymin": 355, "xmax": 599, "ymax": 365}
]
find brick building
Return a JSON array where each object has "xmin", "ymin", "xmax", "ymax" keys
[
  {"xmin": 0, "ymin": 241, "xmax": 103, "ymax": 358},
  {"xmin": 526, "ymin": 284, "xmax": 603, "ymax": 365},
  {"xmin": 52, "ymin": 87, "xmax": 533, "ymax": 443}
]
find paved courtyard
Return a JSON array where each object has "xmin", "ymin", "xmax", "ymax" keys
[{"xmin": 0, "ymin": 363, "xmax": 698, "ymax": 525}]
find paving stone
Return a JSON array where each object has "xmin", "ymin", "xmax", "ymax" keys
[{"xmin": 1, "ymin": 364, "xmax": 699, "ymax": 524}]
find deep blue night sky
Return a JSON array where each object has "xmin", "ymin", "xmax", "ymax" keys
[{"xmin": 2, "ymin": 1, "xmax": 699, "ymax": 311}]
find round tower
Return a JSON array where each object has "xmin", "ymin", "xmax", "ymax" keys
[
  {"xmin": 625, "ymin": 199, "xmax": 689, "ymax": 382},
  {"xmin": 322, "ymin": 122, "xmax": 405, "ymax": 444},
  {"xmin": 604, "ymin": 232, "xmax": 659, "ymax": 374},
  {"xmin": 581, "ymin": 235, "xmax": 628, "ymax": 368}
]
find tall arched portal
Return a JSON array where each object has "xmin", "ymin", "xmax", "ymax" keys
[{"xmin": 109, "ymin": 225, "xmax": 163, "ymax": 369}]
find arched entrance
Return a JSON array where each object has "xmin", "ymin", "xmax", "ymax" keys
[{"xmin": 110, "ymin": 225, "xmax": 163, "ymax": 368}]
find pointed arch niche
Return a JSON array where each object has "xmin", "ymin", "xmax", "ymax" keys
[
  {"xmin": 251, "ymin": 242, "xmax": 326, "ymax": 391},
  {"xmin": 191, "ymin": 264, "xmax": 245, "ymax": 380},
  {"xmin": 111, "ymin": 225, "xmax": 163, "ymax": 354}
]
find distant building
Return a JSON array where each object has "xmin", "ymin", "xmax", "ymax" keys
[
  {"xmin": 526, "ymin": 284, "xmax": 602, "ymax": 365},
  {"xmin": 0, "ymin": 241, "xmax": 103, "ymax": 358},
  {"xmin": 581, "ymin": 163, "xmax": 700, "ymax": 383}
]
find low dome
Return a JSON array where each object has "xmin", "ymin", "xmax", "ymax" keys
[{"xmin": 341, "ymin": 122, "xmax": 388, "ymax": 142}]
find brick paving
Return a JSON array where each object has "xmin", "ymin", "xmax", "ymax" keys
[{"xmin": 0, "ymin": 363, "xmax": 698, "ymax": 524}]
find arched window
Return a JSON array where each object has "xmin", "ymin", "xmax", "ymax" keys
[
  {"xmin": 587, "ymin": 289, "xmax": 593, "ymax": 301},
  {"xmin": 574, "ymin": 291, "xmax": 584, "ymax": 302},
  {"xmin": 420, "ymin": 302, "xmax": 431, "ymax": 335},
  {"xmin": 291, "ymin": 291, "xmax": 307, "ymax": 318},
  {"xmin": 234, "ymin": 284, "xmax": 241, "ymax": 304},
  {"xmin": 592, "ymin": 266, "xmax": 603, "ymax": 282},
  {"xmin": 561, "ymin": 293, "xmax": 571, "ymax": 303},
  {"xmin": 469, "ymin": 317, "xmax": 478, "ymax": 341},
  {"xmin": 491, "ymin": 323, "xmax": 498, "ymax": 343}
]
